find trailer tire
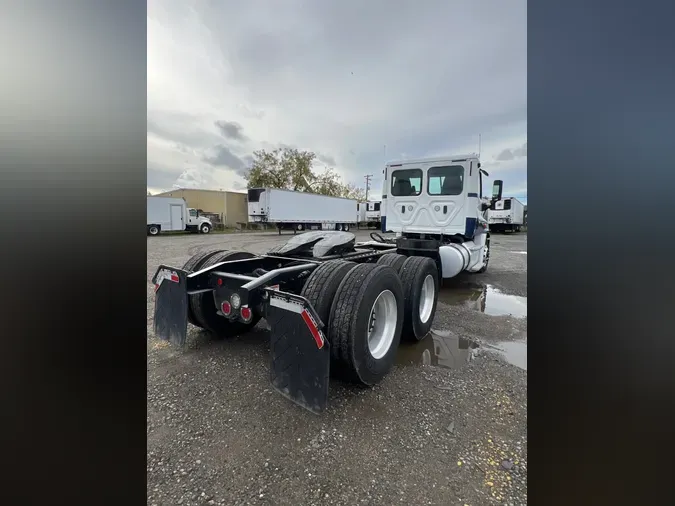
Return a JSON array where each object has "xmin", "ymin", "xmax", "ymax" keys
[
  {"xmin": 148, "ymin": 225, "xmax": 160, "ymax": 236},
  {"xmin": 329, "ymin": 263, "xmax": 404, "ymax": 385},
  {"xmin": 182, "ymin": 249, "xmax": 227, "ymax": 326},
  {"xmin": 190, "ymin": 251, "xmax": 261, "ymax": 337},
  {"xmin": 377, "ymin": 253, "xmax": 407, "ymax": 274},
  {"xmin": 399, "ymin": 256, "xmax": 439, "ymax": 341},
  {"xmin": 343, "ymin": 223, "xmax": 350, "ymax": 232},
  {"xmin": 300, "ymin": 260, "xmax": 357, "ymax": 335}
]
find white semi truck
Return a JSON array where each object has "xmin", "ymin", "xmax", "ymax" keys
[
  {"xmin": 487, "ymin": 196, "xmax": 525, "ymax": 233},
  {"xmin": 247, "ymin": 188, "xmax": 358, "ymax": 234},
  {"xmin": 151, "ymin": 154, "xmax": 501, "ymax": 414},
  {"xmin": 147, "ymin": 196, "xmax": 213, "ymax": 236},
  {"xmin": 378, "ymin": 153, "xmax": 501, "ymax": 278}
]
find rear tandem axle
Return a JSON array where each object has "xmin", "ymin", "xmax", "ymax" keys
[{"xmin": 152, "ymin": 231, "xmax": 441, "ymax": 413}]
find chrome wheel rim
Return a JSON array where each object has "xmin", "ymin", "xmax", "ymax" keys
[
  {"xmin": 367, "ymin": 290, "xmax": 397, "ymax": 359},
  {"xmin": 419, "ymin": 275, "xmax": 435, "ymax": 323}
]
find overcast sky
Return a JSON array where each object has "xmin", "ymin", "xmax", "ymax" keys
[{"xmin": 148, "ymin": 0, "xmax": 527, "ymax": 203}]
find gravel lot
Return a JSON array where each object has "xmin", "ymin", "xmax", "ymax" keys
[{"xmin": 147, "ymin": 230, "xmax": 527, "ymax": 506}]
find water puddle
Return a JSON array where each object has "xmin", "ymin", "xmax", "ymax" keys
[
  {"xmin": 513, "ymin": 251, "xmax": 528, "ymax": 255},
  {"xmin": 484, "ymin": 340, "xmax": 527, "ymax": 370},
  {"xmin": 397, "ymin": 330, "xmax": 479, "ymax": 370},
  {"xmin": 437, "ymin": 283, "xmax": 527, "ymax": 318}
]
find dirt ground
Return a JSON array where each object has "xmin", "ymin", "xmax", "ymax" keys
[{"xmin": 147, "ymin": 230, "xmax": 527, "ymax": 506}]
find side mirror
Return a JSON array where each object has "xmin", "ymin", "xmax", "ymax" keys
[{"xmin": 492, "ymin": 180, "xmax": 503, "ymax": 201}]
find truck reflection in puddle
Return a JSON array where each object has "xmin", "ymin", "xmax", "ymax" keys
[
  {"xmin": 437, "ymin": 283, "xmax": 527, "ymax": 318},
  {"xmin": 397, "ymin": 330, "xmax": 479, "ymax": 369}
]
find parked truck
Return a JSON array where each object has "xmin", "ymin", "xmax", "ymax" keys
[
  {"xmin": 487, "ymin": 196, "xmax": 525, "ymax": 233},
  {"xmin": 152, "ymin": 154, "xmax": 501, "ymax": 413},
  {"xmin": 247, "ymin": 188, "xmax": 357, "ymax": 234},
  {"xmin": 357, "ymin": 200, "xmax": 382, "ymax": 229},
  {"xmin": 147, "ymin": 196, "xmax": 213, "ymax": 235}
]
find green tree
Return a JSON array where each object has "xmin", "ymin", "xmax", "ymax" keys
[
  {"xmin": 340, "ymin": 182, "xmax": 366, "ymax": 201},
  {"xmin": 245, "ymin": 148, "xmax": 316, "ymax": 191},
  {"xmin": 244, "ymin": 148, "xmax": 366, "ymax": 200}
]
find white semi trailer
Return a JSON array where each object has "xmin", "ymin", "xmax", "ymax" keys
[
  {"xmin": 487, "ymin": 197, "xmax": 525, "ymax": 233},
  {"xmin": 147, "ymin": 196, "xmax": 213, "ymax": 236},
  {"xmin": 247, "ymin": 188, "xmax": 358, "ymax": 234}
]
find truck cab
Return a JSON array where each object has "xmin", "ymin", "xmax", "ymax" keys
[
  {"xmin": 186, "ymin": 208, "xmax": 213, "ymax": 234},
  {"xmin": 381, "ymin": 154, "xmax": 502, "ymax": 279}
]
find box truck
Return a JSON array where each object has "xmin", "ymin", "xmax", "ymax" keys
[
  {"xmin": 147, "ymin": 196, "xmax": 213, "ymax": 236},
  {"xmin": 247, "ymin": 188, "xmax": 358, "ymax": 234},
  {"xmin": 487, "ymin": 197, "xmax": 525, "ymax": 233}
]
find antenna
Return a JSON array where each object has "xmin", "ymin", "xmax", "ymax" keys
[
  {"xmin": 364, "ymin": 174, "xmax": 373, "ymax": 201},
  {"xmin": 478, "ymin": 133, "xmax": 482, "ymax": 158}
]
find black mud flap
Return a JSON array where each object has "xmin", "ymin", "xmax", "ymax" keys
[
  {"xmin": 152, "ymin": 265, "xmax": 189, "ymax": 346},
  {"xmin": 265, "ymin": 290, "xmax": 331, "ymax": 414}
]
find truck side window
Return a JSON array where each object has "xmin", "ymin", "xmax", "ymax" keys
[
  {"xmin": 391, "ymin": 169, "xmax": 422, "ymax": 196},
  {"xmin": 189, "ymin": 209, "xmax": 198, "ymax": 217},
  {"xmin": 427, "ymin": 165, "xmax": 464, "ymax": 196}
]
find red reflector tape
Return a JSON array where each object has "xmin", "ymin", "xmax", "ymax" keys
[{"xmin": 301, "ymin": 310, "xmax": 325, "ymax": 349}]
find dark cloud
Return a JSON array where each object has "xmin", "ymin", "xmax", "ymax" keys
[
  {"xmin": 316, "ymin": 152, "xmax": 337, "ymax": 166},
  {"xmin": 202, "ymin": 144, "xmax": 246, "ymax": 170},
  {"xmin": 214, "ymin": 120, "xmax": 248, "ymax": 141},
  {"xmin": 495, "ymin": 142, "xmax": 527, "ymax": 162},
  {"xmin": 496, "ymin": 149, "xmax": 514, "ymax": 161}
]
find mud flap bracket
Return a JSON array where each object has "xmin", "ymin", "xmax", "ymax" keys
[{"xmin": 265, "ymin": 290, "xmax": 331, "ymax": 414}]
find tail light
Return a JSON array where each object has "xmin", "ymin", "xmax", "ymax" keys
[
  {"xmin": 240, "ymin": 306, "xmax": 253, "ymax": 322},
  {"xmin": 221, "ymin": 301, "xmax": 232, "ymax": 316}
]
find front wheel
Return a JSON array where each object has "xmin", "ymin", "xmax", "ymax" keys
[
  {"xmin": 200, "ymin": 223, "xmax": 211, "ymax": 234},
  {"xmin": 148, "ymin": 225, "xmax": 160, "ymax": 236},
  {"xmin": 476, "ymin": 239, "xmax": 490, "ymax": 273}
]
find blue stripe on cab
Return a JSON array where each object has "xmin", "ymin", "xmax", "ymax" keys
[{"xmin": 465, "ymin": 217, "xmax": 477, "ymax": 237}]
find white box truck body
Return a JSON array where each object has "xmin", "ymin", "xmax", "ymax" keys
[
  {"xmin": 487, "ymin": 197, "xmax": 525, "ymax": 232},
  {"xmin": 247, "ymin": 188, "xmax": 358, "ymax": 233},
  {"xmin": 147, "ymin": 196, "xmax": 213, "ymax": 235}
]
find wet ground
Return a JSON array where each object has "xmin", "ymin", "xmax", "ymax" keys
[{"xmin": 147, "ymin": 230, "xmax": 527, "ymax": 505}]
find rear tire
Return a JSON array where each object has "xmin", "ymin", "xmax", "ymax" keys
[
  {"xmin": 301, "ymin": 260, "xmax": 356, "ymax": 332},
  {"xmin": 398, "ymin": 256, "xmax": 439, "ymax": 341},
  {"xmin": 181, "ymin": 249, "xmax": 227, "ymax": 326},
  {"xmin": 190, "ymin": 251, "xmax": 261, "ymax": 337},
  {"xmin": 328, "ymin": 264, "xmax": 404, "ymax": 385},
  {"xmin": 148, "ymin": 225, "xmax": 160, "ymax": 236},
  {"xmin": 377, "ymin": 253, "xmax": 407, "ymax": 273}
]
